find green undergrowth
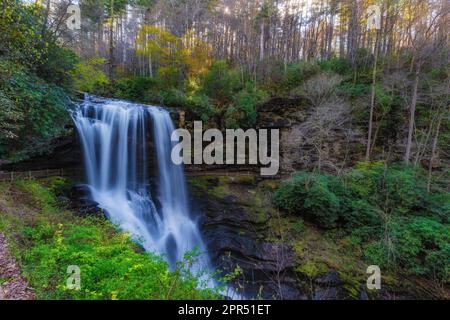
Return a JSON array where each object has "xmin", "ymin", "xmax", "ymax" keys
[
  {"xmin": 189, "ymin": 171, "xmax": 449, "ymax": 299},
  {"xmin": 188, "ymin": 175, "xmax": 372, "ymax": 297},
  {"xmin": 0, "ymin": 177, "xmax": 220, "ymax": 300}
]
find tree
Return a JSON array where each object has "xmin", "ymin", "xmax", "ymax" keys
[
  {"xmin": 136, "ymin": 25, "xmax": 212, "ymax": 84},
  {"xmin": 103, "ymin": 0, "xmax": 128, "ymax": 81},
  {"xmin": 366, "ymin": 1, "xmax": 382, "ymax": 160},
  {"xmin": 403, "ymin": 0, "xmax": 448, "ymax": 163},
  {"xmin": 71, "ymin": 57, "xmax": 109, "ymax": 92}
]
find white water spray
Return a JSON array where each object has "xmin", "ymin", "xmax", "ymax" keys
[{"xmin": 73, "ymin": 95, "xmax": 208, "ymax": 267}]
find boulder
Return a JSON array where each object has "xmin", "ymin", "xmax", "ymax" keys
[
  {"xmin": 68, "ymin": 184, "xmax": 105, "ymax": 218},
  {"xmin": 314, "ymin": 270, "xmax": 342, "ymax": 286}
]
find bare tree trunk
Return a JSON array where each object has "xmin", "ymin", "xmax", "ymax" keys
[
  {"xmin": 108, "ymin": 0, "xmax": 115, "ymax": 82},
  {"xmin": 41, "ymin": 0, "xmax": 51, "ymax": 36},
  {"xmin": 366, "ymin": 30, "xmax": 380, "ymax": 160},
  {"xmin": 405, "ymin": 65, "xmax": 421, "ymax": 163},
  {"xmin": 427, "ymin": 113, "xmax": 442, "ymax": 192},
  {"xmin": 260, "ymin": 20, "xmax": 265, "ymax": 62},
  {"xmin": 149, "ymin": 54, "xmax": 153, "ymax": 77}
]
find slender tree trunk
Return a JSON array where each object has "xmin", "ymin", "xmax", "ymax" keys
[
  {"xmin": 427, "ymin": 113, "xmax": 442, "ymax": 192},
  {"xmin": 366, "ymin": 30, "xmax": 380, "ymax": 160},
  {"xmin": 405, "ymin": 65, "xmax": 421, "ymax": 163},
  {"xmin": 108, "ymin": 0, "xmax": 115, "ymax": 82},
  {"xmin": 260, "ymin": 20, "xmax": 265, "ymax": 62},
  {"xmin": 41, "ymin": 0, "xmax": 51, "ymax": 37},
  {"xmin": 149, "ymin": 54, "xmax": 153, "ymax": 77},
  {"xmin": 259, "ymin": 21, "xmax": 264, "ymax": 61}
]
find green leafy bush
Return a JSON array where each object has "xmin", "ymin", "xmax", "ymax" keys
[
  {"xmin": 188, "ymin": 93, "xmax": 215, "ymax": 122},
  {"xmin": 158, "ymin": 66, "xmax": 184, "ymax": 89},
  {"xmin": 225, "ymin": 82, "xmax": 268, "ymax": 128},
  {"xmin": 23, "ymin": 218, "xmax": 218, "ymax": 299},
  {"xmin": 338, "ymin": 82, "xmax": 370, "ymax": 98},
  {"xmin": 364, "ymin": 217, "xmax": 449, "ymax": 280},
  {"xmin": 319, "ymin": 57, "xmax": 352, "ymax": 75},
  {"xmin": 274, "ymin": 172, "xmax": 343, "ymax": 228},
  {"xmin": 0, "ymin": 1, "xmax": 48, "ymax": 70},
  {"xmin": 0, "ymin": 1, "xmax": 78, "ymax": 161},
  {"xmin": 161, "ymin": 88, "xmax": 190, "ymax": 109},
  {"xmin": 72, "ymin": 57, "xmax": 109, "ymax": 93},
  {"xmin": 0, "ymin": 0, "xmax": 77, "ymax": 87},
  {"xmin": 201, "ymin": 60, "xmax": 241, "ymax": 104},
  {"xmin": 37, "ymin": 46, "xmax": 79, "ymax": 90},
  {"xmin": 282, "ymin": 60, "xmax": 320, "ymax": 93},
  {"xmin": 345, "ymin": 162, "xmax": 432, "ymax": 217},
  {"xmin": 114, "ymin": 76, "xmax": 159, "ymax": 102},
  {"xmin": 0, "ymin": 59, "xmax": 71, "ymax": 161},
  {"xmin": 274, "ymin": 162, "xmax": 449, "ymax": 281}
]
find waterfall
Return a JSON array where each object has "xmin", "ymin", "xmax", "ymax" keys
[{"xmin": 72, "ymin": 95, "xmax": 208, "ymax": 268}]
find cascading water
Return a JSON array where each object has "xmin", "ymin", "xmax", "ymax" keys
[{"xmin": 73, "ymin": 95, "xmax": 208, "ymax": 268}]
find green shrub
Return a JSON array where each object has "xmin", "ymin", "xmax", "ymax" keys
[
  {"xmin": 22, "ymin": 218, "xmax": 218, "ymax": 299},
  {"xmin": 364, "ymin": 217, "xmax": 450, "ymax": 281},
  {"xmin": 161, "ymin": 88, "xmax": 190, "ymax": 108},
  {"xmin": 114, "ymin": 76, "xmax": 159, "ymax": 102},
  {"xmin": 72, "ymin": 57, "xmax": 109, "ymax": 93},
  {"xmin": 158, "ymin": 66, "xmax": 184, "ymax": 89},
  {"xmin": 274, "ymin": 162, "xmax": 449, "ymax": 282},
  {"xmin": 274, "ymin": 172, "xmax": 342, "ymax": 228},
  {"xmin": 346, "ymin": 162, "xmax": 431, "ymax": 217},
  {"xmin": 0, "ymin": 59, "xmax": 71, "ymax": 161},
  {"xmin": 282, "ymin": 60, "xmax": 320, "ymax": 92},
  {"xmin": 201, "ymin": 60, "xmax": 241, "ymax": 104},
  {"xmin": 188, "ymin": 93, "xmax": 215, "ymax": 122},
  {"xmin": 37, "ymin": 46, "xmax": 79, "ymax": 90},
  {"xmin": 341, "ymin": 198, "xmax": 381, "ymax": 230},
  {"xmin": 225, "ymin": 82, "xmax": 269, "ymax": 128},
  {"xmin": 424, "ymin": 191, "xmax": 450, "ymax": 223},
  {"xmin": 258, "ymin": 60, "xmax": 286, "ymax": 94},
  {"xmin": 338, "ymin": 82, "xmax": 370, "ymax": 98},
  {"xmin": 319, "ymin": 57, "xmax": 352, "ymax": 75}
]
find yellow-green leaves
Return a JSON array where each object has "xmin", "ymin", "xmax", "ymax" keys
[{"xmin": 71, "ymin": 57, "xmax": 109, "ymax": 92}]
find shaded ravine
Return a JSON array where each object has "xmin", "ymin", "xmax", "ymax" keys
[{"xmin": 72, "ymin": 95, "xmax": 210, "ymax": 271}]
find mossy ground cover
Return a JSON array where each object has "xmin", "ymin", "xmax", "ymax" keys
[
  {"xmin": 0, "ymin": 177, "xmax": 219, "ymax": 300},
  {"xmin": 187, "ymin": 174, "xmax": 276, "ymax": 225}
]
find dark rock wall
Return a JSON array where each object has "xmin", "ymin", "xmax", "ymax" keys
[{"xmin": 189, "ymin": 176, "xmax": 304, "ymax": 299}]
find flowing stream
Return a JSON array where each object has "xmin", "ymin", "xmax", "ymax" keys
[{"xmin": 73, "ymin": 95, "xmax": 208, "ymax": 268}]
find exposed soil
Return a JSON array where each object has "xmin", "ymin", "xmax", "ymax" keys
[{"xmin": 0, "ymin": 233, "xmax": 35, "ymax": 300}]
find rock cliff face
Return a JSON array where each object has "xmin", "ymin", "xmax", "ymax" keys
[
  {"xmin": 0, "ymin": 128, "xmax": 83, "ymax": 173},
  {"xmin": 188, "ymin": 175, "xmax": 304, "ymax": 299}
]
